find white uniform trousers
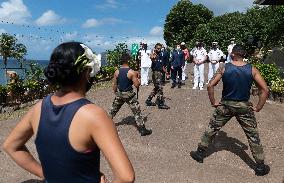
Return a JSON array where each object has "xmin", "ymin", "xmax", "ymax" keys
[
  {"xmin": 208, "ymin": 62, "xmax": 219, "ymax": 82},
  {"xmin": 141, "ymin": 67, "xmax": 150, "ymax": 85},
  {"xmin": 182, "ymin": 62, "xmax": 187, "ymax": 81},
  {"xmin": 193, "ymin": 63, "xmax": 205, "ymax": 88},
  {"xmin": 226, "ymin": 54, "xmax": 232, "ymax": 63}
]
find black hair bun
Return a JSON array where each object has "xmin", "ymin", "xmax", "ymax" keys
[{"xmin": 44, "ymin": 42, "xmax": 85, "ymax": 86}]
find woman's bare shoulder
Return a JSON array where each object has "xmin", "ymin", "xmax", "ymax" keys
[
  {"xmin": 27, "ymin": 100, "xmax": 43, "ymax": 116},
  {"xmin": 78, "ymin": 104, "xmax": 112, "ymax": 127}
]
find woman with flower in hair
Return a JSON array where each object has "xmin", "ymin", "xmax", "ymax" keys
[{"xmin": 3, "ymin": 42, "xmax": 135, "ymax": 183}]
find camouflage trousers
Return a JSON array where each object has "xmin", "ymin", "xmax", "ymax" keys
[
  {"xmin": 109, "ymin": 91, "xmax": 144, "ymax": 127},
  {"xmin": 148, "ymin": 71, "xmax": 164, "ymax": 101},
  {"xmin": 199, "ymin": 100, "xmax": 265, "ymax": 163}
]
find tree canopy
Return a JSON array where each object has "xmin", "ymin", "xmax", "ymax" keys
[
  {"xmin": 106, "ymin": 43, "xmax": 138, "ymax": 70},
  {"xmin": 164, "ymin": 0, "xmax": 213, "ymax": 47},
  {"xmin": 0, "ymin": 33, "xmax": 27, "ymax": 66},
  {"xmin": 164, "ymin": 2, "xmax": 284, "ymax": 55}
]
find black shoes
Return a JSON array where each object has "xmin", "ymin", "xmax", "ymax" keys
[
  {"xmin": 190, "ymin": 147, "xmax": 206, "ymax": 163},
  {"xmin": 172, "ymin": 83, "xmax": 182, "ymax": 88},
  {"xmin": 158, "ymin": 103, "xmax": 170, "ymax": 109},
  {"xmin": 146, "ymin": 99, "xmax": 170, "ymax": 109},
  {"xmin": 255, "ymin": 162, "xmax": 270, "ymax": 176},
  {"xmin": 145, "ymin": 99, "xmax": 156, "ymax": 106},
  {"xmin": 157, "ymin": 99, "xmax": 170, "ymax": 109},
  {"xmin": 138, "ymin": 125, "xmax": 152, "ymax": 136}
]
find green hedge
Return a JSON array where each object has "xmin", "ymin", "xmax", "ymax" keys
[
  {"xmin": 253, "ymin": 63, "xmax": 280, "ymax": 86},
  {"xmin": 0, "ymin": 85, "xmax": 7, "ymax": 105},
  {"xmin": 271, "ymin": 78, "xmax": 284, "ymax": 94}
]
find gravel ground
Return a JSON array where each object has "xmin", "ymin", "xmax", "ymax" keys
[{"xmin": 0, "ymin": 63, "xmax": 284, "ymax": 183}]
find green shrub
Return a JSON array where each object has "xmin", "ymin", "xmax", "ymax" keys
[
  {"xmin": 253, "ymin": 63, "xmax": 280, "ymax": 86},
  {"xmin": 24, "ymin": 61, "xmax": 44, "ymax": 81},
  {"xmin": 24, "ymin": 80, "xmax": 41, "ymax": 91},
  {"xmin": 0, "ymin": 85, "xmax": 8, "ymax": 104},
  {"xmin": 6, "ymin": 80, "xmax": 25, "ymax": 104},
  {"xmin": 23, "ymin": 80, "xmax": 42, "ymax": 100},
  {"xmin": 100, "ymin": 66, "xmax": 117, "ymax": 77},
  {"xmin": 271, "ymin": 77, "xmax": 284, "ymax": 94}
]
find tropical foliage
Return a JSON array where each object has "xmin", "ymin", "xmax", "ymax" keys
[
  {"xmin": 253, "ymin": 63, "xmax": 280, "ymax": 86},
  {"xmin": 164, "ymin": 0, "xmax": 213, "ymax": 47},
  {"xmin": 106, "ymin": 43, "xmax": 139, "ymax": 70},
  {"xmin": 0, "ymin": 33, "xmax": 27, "ymax": 67},
  {"xmin": 165, "ymin": 3, "xmax": 284, "ymax": 56},
  {"xmin": 271, "ymin": 78, "xmax": 284, "ymax": 94}
]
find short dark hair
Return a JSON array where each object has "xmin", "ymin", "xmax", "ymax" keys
[
  {"xmin": 120, "ymin": 53, "xmax": 131, "ymax": 64},
  {"xmin": 44, "ymin": 42, "xmax": 85, "ymax": 86},
  {"xmin": 155, "ymin": 43, "xmax": 162, "ymax": 48},
  {"xmin": 232, "ymin": 44, "xmax": 247, "ymax": 58}
]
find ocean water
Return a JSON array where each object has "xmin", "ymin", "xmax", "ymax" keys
[
  {"xmin": 0, "ymin": 53, "xmax": 108, "ymax": 85},
  {"xmin": 0, "ymin": 59, "xmax": 49, "ymax": 85}
]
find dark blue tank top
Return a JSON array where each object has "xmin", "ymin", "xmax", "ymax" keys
[
  {"xmin": 35, "ymin": 95, "xmax": 100, "ymax": 183},
  {"xmin": 222, "ymin": 63, "xmax": 253, "ymax": 101},
  {"xmin": 117, "ymin": 68, "xmax": 133, "ymax": 92}
]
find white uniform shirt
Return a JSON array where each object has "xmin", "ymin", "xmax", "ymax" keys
[
  {"xmin": 208, "ymin": 48, "xmax": 224, "ymax": 63},
  {"xmin": 140, "ymin": 49, "xmax": 152, "ymax": 67},
  {"xmin": 227, "ymin": 44, "xmax": 236, "ymax": 54},
  {"xmin": 190, "ymin": 47, "xmax": 197, "ymax": 55},
  {"xmin": 193, "ymin": 48, "xmax": 207, "ymax": 61}
]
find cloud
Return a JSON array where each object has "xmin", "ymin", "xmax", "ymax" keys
[
  {"xmin": 149, "ymin": 26, "xmax": 163, "ymax": 36},
  {"xmin": 35, "ymin": 10, "xmax": 66, "ymax": 26},
  {"xmin": 191, "ymin": 0, "xmax": 255, "ymax": 16},
  {"xmin": 95, "ymin": 0, "xmax": 119, "ymax": 9},
  {"xmin": 82, "ymin": 33, "xmax": 165, "ymax": 53},
  {"xmin": 82, "ymin": 18, "xmax": 126, "ymax": 28},
  {"xmin": 0, "ymin": 28, "xmax": 6, "ymax": 34},
  {"xmin": 62, "ymin": 31, "xmax": 79, "ymax": 41},
  {"xmin": 0, "ymin": 0, "xmax": 31, "ymax": 24},
  {"xmin": 82, "ymin": 19, "xmax": 100, "ymax": 28}
]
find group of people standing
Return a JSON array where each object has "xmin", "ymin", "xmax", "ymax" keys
[
  {"xmin": 137, "ymin": 39, "xmax": 237, "ymax": 91},
  {"xmin": 3, "ymin": 41, "xmax": 270, "ymax": 183}
]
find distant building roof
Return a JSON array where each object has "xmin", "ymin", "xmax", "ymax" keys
[{"xmin": 254, "ymin": 0, "xmax": 284, "ymax": 5}]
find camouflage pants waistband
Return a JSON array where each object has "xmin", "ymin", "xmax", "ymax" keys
[
  {"xmin": 116, "ymin": 91, "xmax": 135, "ymax": 98},
  {"xmin": 221, "ymin": 100, "xmax": 252, "ymax": 107}
]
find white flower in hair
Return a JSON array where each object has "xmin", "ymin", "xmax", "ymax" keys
[{"xmin": 80, "ymin": 44, "xmax": 101, "ymax": 77}]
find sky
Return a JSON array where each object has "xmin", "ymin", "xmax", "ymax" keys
[{"xmin": 0, "ymin": 0, "xmax": 255, "ymax": 60}]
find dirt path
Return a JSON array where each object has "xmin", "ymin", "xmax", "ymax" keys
[{"xmin": 1, "ymin": 64, "xmax": 283, "ymax": 183}]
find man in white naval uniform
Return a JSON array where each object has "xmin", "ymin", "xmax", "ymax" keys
[
  {"xmin": 227, "ymin": 38, "xmax": 236, "ymax": 63},
  {"xmin": 192, "ymin": 42, "xmax": 207, "ymax": 90},
  {"xmin": 139, "ymin": 43, "xmax": 152, "ymax": 86},
  {"xmin": 207, "ymin": 42, "xmax": 224, "ymax": 84}
]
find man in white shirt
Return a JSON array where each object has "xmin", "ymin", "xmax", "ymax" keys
[
  {"xmin": 139, "ymin": 43, "xmax": 152, "ymax": 86},
  {"xmin": 192, "ymin": 41, "xmax": 207, "ymax": 90},
  {"xmin": 207, "ymin": 42, "xmax": 224, "ymax": 84},
  {"xmin": 227, "ymin": 38, "xmax": 236, "ymax": 63}
]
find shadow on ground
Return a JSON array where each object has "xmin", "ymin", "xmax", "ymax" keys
[
  {"xmin": 115, "ymin": 116, "xmax": 137, "ymax": 127},
  {"xmin": 206, "ymin": 131, "xmax": 256, "ymax": 170},
  {"xmin": 115, "ymin": 114, "xmax": 151, "ymax": 127}
]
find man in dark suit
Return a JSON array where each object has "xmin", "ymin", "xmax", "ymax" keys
[
  {"xmin": 161, "ymin": 45, "xmax": 170, "ymax": 85},
  {"xmin": 171, "ymin": 43, "xmax": 185, "ymax": 88}
]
